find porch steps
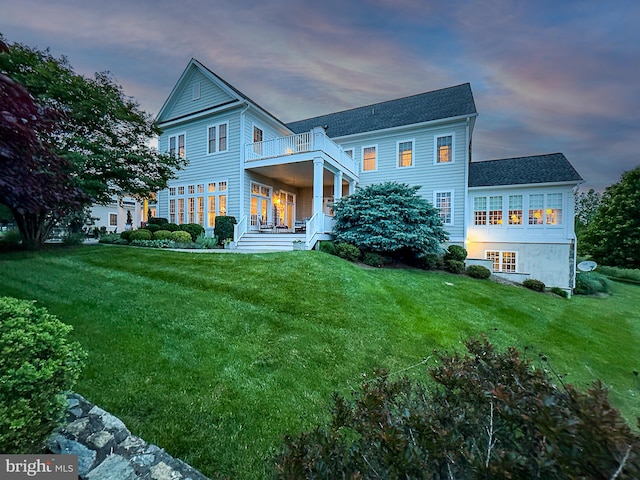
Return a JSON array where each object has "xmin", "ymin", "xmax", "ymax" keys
[{"xmin": 235, "ymin": 233, "xmax": 305, "ymax": 251}]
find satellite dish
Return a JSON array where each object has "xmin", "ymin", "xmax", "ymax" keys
[{"xmin": 577, "ymin": 260, "xmax": 598, "ymax": 272}]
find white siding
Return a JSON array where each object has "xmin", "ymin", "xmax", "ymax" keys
[{"xmin": 163, "ymin": 69, "xmax": 235, "ymax": 121}]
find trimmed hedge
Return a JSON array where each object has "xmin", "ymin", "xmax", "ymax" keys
[
  {"xmin": 179, "ymin": 223, "xmax": 205, "ymax": 242},
  {"xmin": 170, "ymin": 230, "xmax": 192, "ymax": 243},
  {"xmin": 129, "ymin": 229, "xmax": 152, "ymax": 241},
  {"xmin": 153, "ymin": 230, "xmax": 173, "ymax": 240},
  {"xmin": 523, "ymin": 279, "xmax": 546, "ymax": 292},
  {"xmin": 0, "ymin": 297, "xmax": 85, "ymax": 453},
  {"xmin": 466, "ymin": 264, "xmax": 491, "ymax": 279}
]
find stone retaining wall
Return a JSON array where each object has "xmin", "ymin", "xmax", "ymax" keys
[{"xmin": 47, "ymin": 393, "xmax": 209, "ymax": 480}]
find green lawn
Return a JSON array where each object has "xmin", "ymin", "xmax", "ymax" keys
[{"xmin": 1, "ymin": 245, "xmax": 638, "ymax": 478}]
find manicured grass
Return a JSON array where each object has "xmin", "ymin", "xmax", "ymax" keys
[{"xmin": 1, "ymin": 245, "xmax": 639, "ymax": 478}]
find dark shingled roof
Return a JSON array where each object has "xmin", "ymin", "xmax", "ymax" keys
[
  {"xmin": 469, "ymin": 153, "xmax": 583, "ymax": 187},
  {"xmin": 286, "ymin": 83, "xmax": 477, "ymax": 138}
]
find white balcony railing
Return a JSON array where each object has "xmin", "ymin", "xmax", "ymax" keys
[{"xmin": 245, "ymin": 128, "xmax": 358, "ymax": 177}]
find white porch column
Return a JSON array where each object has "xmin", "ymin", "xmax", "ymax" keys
[
  {"xmin": 334, "ymin": 170, "xmax": 343, "ymax": 202},
  {"xmin": 313, "ymin": 157, "xmax": 324, "ymax": 216},
  {"xmin": 348, "ymin": 179, "xmax": 356, "ymax": 195}
]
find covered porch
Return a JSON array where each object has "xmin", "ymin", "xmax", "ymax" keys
[{"xmin": 234, "ymin": 127, "xmax": 359, "ymax": 250}]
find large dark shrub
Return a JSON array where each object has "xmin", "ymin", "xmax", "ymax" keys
[
  {"xmin": 411, "ymin": 253, "xmax": 444, "ymax": 270},
  {"xmin": 318, "ymin": 241, "xmax": 336, "ymax": 256},
  {"xmin": 143, "ymin": 223, "xmax": 162, "ymax": 234},
  {"xmin": 275, "ymin": 338, "xmax": 640, "ymax": 479},
  {"xmin": 119, "ymin": 229, "xmax": 134, "ymax": 242},
  {"xmin": 550, "ymin": 286, "xmax": 569, "ymax": 298},
  {"xmin": 163, "ymin": 222, "xmax": 180, "ymax": 232},
  {"xmin": 332, "ymin": 182, "xmax": 447, "ymax": 262},
  {"xmin": 362, "ymin": 251, "xmax": 385, "ymax": 268},
  {"xmin": 444, "ymin": 244, "xmax": 467, "ymax": 262},
  {"xmin": 149, "ymin": 217, "xmax": 168, "ymax": 226},
  {"xmin": 0, "ymin": 297, "xmax": 85, "ymax": 453},
  {"xmin": 466, "ymin": 264, "xmax": 491, "ymax": 279},
  {"xmin": 444, "ymin": 259, "xmax": 465, "ymax": 274},
  {"xmin": 214, "ymin": 216, "xmax": 237, "ymax": 245},
  {"xmin": 334, "ymin": 243, "xmax": 361, "ymax": 262},
  {"xmin": 523, "ymin": 278, "xmax": 546, "ymax": 292},
  {"xmin": 179, "ymin": 223, "xmax": 205, "ymax": 242}
]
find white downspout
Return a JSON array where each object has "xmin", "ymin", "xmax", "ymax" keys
[
  {"xmin": 238, "ymin": 102, "xmax": 250, "ymax": 224},
  {"xmin": 463, "ymin": 116, "xmax": 471, "ymax": 250}
]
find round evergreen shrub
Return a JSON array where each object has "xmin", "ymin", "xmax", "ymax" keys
[
  {"xmin": 335, "ymin": 243, "xmax": 361, "ymax": 262},
  {"xmin": 444, "ymin": 259, "xmax": 465, "ymax": 274},
  {"xmin": 149, "ymin": 217, "xmax": 168, "ymax": 226},
  {"xmin": 179, "ymin": 223, "xmax": 205, "ymax": 242},
  {"xmin": 170, "ymin": 230, "xmax": 192, "ymax": 243},
  {"xmin": 466, "ymin": 264, "xmax": 491, "ymax": 279},
  {"xmin": 144, "ymin": 223, "xmax": 161, "ymax": 234},
  {"xmin": 444, "ymin": 244, "xmax": 467, "ymax": 262},
  {"xmin": 119, "ymin": 230, "xmax": 133, "ymax": 242},
  {"xmin": 129, "ymin": 229, "xmax": 152, "ymax": 241},
  {"xmin": 0, "ymin": 297, "xmax": 85, "ymax": 453},
  {"xmin": 153, "ymin": 230, "xmax": 173, "ymax": 240},
  {"xmin": 163, "ymin": 223, "xmax": 180, "ymax": 232},
  {"xmin": 523, "ymin": 279, "xmax": 546, "ymax": 292}
]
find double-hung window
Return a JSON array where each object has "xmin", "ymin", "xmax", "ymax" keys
[
  {"xmin": 508, "ymin": 195, "xmax": 523, "ymax": 225},
  {"xmin": 362, "ymin": 145, "xmax": 377, "ymax": 171},
  {"xmin": 397, "ymin": 140, "xmax": 414, "ymax": 168},
  {"xmin": 435, "ymin": 191, "xmax": 453, "ymax": 225},
  {"xmin": 489, "ymin": 196, "xmax": 503, "ymax": 225},
  {"xmin": 168, "ymin": 133, "xmax": 185, "ymax": 159},
  {"xmin": 528, "ymin": 194, "xmax": 544, "ymax": 225},
  {"xmin": 207, "ymin": 122, "xmax": 228, "ymax": 154},
  {"xmin": 435, "ymin": 134, "xmax": 454, "ymax": 163},
  {"xmin": 474, "ymin": 197, "xmax": 487, "ymax": 225},
  {"xmin": 546, "ymin": 193, "xmax": 563, "ymax": 225}
]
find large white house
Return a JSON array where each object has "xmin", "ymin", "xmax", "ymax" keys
[{"xmin": 155, "ymin": 59, "xmax": 583, "ymax": 291}]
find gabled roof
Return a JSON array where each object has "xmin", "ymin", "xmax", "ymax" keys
[
  {"xmin": 468, "ymin": 153, "xmax": 583, "ymax": 187},
  {"xmin": 286, "ymin": 83, "xmax": 477, "ymax": 138},
  {"xmin": 156, "ymin": 59, "xmax": 288, "ymax": 128}
]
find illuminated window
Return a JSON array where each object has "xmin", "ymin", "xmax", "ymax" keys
[
  {"xmin": 177, "ymin": 198, "xmax": 185, "ymax": 224},
  {"xmin": 528, "ymin": 194, "xmax": 544, "ymax": 225},
  {"xmin": 474, "ymin": 196, "xmax": 487, "ymax": 225},
  {"xmin": 219, "ymin": 181, "xmax": 227, "ymax": 192},
  {"xmin": 208, "ymin": 183, "xmax": 216, "ymax": 193},
  {"xmin": 363, "ymin": 146, "xmax": 377, "ymax": 171},
  {"xmin": 435, "ymin": 191, "xmax": 453, "ymax": 225},
  {"xmin": 397, "ymin": 140, "xmax": 414, "ymax": 168},
  {"xmin": 207, "ymin": 196, "xmax": 216, "ymax": 227},
  {"xmin": 219, "ymin": 195, "xmax": 227, "ymax": 216},
  {"xmin": 546, "ymin": 193, "xmax": 563, "ymax": 225},
  {"xmin": 435, "ymin": 134, "xmax": 454, "ymax": 163},
  {"xmin": 489, "ymin": 196, "xmax": 503, "ymax": 225},
  {"xmin": 197, "ymin": 184, "xmax": 204, "ymax": 194},
  {"xmin": 197, "ymin": 197, "xmax": 204, "ymax": 226},
  {"xmin": 208, "ymin": 122, "xmax": 229, "ymax": 154},
  {"xmin": 508, "ymin": 195, "xmax": 523, "ymax": 225},
  {"xmin": 485, "ymin": 250, "xmax": 517, "ymax": 273}
]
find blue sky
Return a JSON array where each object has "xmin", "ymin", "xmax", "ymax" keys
[{"xmin": 2, "ymin": 0, "xmax": 639, "ymax": 190}]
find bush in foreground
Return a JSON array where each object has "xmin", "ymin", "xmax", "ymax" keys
[
  {"xmin": 466, "ymin": 264, "xmax": 491, "ymax": 279},
  {"xmin": 275, "ymin": 338, "xmax": 640, "ymax": 479},
  {"xmin": 0, "ymin": 297, "xmax": 85, "ymax": 453},
  {"xmin": 575, "ymin": 271, "xmax": 612, "ymax": 295},
  {"xmin": 523, "ymin": 278, "xmax": 546, "ymax": 292},
  {"xmin": 170, "ymin": 230, "xmax": 192, "ymax": 243}
]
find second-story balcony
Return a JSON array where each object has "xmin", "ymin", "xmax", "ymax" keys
[{"xmin": 244, "ymin": 127, "xmax": 359, "ymax": 180}]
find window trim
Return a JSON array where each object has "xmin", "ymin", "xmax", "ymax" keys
[
  {"xmin": 168, "ymin": 180, "xmax": 228, "ymax": 227},
  {"xmin": 207, "ymin": 121, "xmax": 229, "ymax": 155},
  {"xmin": 168, "ymin": 132, "xmax": 186, "ymax": 159},
  {"xmin": 434, "ymin": 133, "xmax": 455, "ymax": 164},
  {"xmin": 108, "ymin": 213, "xmax": 118, "ymax": 227},
  {"xmin": 434, "ymin": 189, "xmax": 454, "ymax": 226},
  {"xmin": 396, "ymin": 139, "xmax": 415, "ymax": 169},
  {"xmin": 361, "ymin": 144, "xmax": 378, "ymax": 172},
  {"xmin": 485, "ymin": 250, "xmax": 518, "ymax": 273}
]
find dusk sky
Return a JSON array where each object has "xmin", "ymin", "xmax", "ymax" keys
[{"xmin": 2, "ymin": 0, "xmax": 639, "ymax": 191}]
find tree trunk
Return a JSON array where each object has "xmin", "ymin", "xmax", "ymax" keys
[{"xmin": 10, "ymin": 209, "xmax": 55, "ymax": 250}]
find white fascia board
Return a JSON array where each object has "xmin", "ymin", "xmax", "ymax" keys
[
  {"xmin": 468, "ymin": 180, "xmax": 583, "ymax": 191},
  {"xmin": 330, "ymin": 113, "xmax": 478, "ymax": 142},
  {"xmin": 156, "ymin": 101, "xmax": 244, "ymax": 129}
]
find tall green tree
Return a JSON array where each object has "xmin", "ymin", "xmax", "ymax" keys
[
  {"xmin": 332, "ymin": 181, "xmax": 447, "ymax": 260},
  {"xmin": 0, "ymin": 37, "xmax": 187, "ymax": 248},
  {"xmin": 581, "ymin": 166, "xmax": 640, "ymax": 268}
]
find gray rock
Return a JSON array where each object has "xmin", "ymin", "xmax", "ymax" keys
[
  {"xmin": 48, "ymin": 434, "xmax": 97, "ymax": 476},
  {"xmin": 150, "ymin": 461, "xmax": 182, "ymax": 480},
  {"xmin": 89, "ymin": 405, "xmax": 128, "ymax": 432},
  {"xmin": 88, "ymin": 430, "xmax": 114, "ymax": 449},
  {"xmin": 87, "ymin": 454, "xmax": 137, "ymax": 480},
  {"xmin": 64, "ymin": 417, "xmax": 90, "ymax": 437}
]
